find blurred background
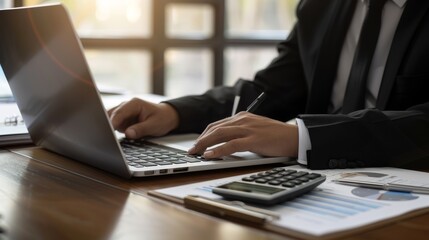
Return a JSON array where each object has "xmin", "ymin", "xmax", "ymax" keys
[{"xmin": 0, "ymin": 0, "xmax": 298, "ymax": 98}]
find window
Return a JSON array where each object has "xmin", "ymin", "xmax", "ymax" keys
[
  {"xmin": 1, "ymin": 0, "xmax": 298, "ymax": 98},
  {"xmin": 0, "ymin": 0, "xmax": 12, "ymax": 8}
]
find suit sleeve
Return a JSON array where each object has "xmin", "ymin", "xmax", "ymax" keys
[
  {"xmin": 165, "ymin": 25, "xmax": 307, "ymax": 133},
  {"xmin": 299, "ymin": 102, "xmax": 429, "ymax": 169}
]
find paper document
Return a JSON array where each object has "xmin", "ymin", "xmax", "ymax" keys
[
  {"xmin": 0, "ymin": 68, "xmax": 31, "ymax": 146},
  {"xmin": 0, "ymin": 103, "xmax": 31, "ymax": 146},
  {"xmin": 151, "ymin": 166, "xmax": 429, "ymax": 239}
]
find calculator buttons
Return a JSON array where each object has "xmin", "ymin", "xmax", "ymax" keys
[{"xmin": 241, "ymin": 169, "xmax": 320, "ymax": 188}]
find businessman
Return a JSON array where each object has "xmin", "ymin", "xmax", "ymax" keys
[{"xmin": 109, "ymin": 0, "xmax": 429, "ymax": 170}]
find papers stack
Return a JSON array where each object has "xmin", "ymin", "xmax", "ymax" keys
[{"xmin": 150, "ymin": 165, "xmax": 429, "ymax": 239}]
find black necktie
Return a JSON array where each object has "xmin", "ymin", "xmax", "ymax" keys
[{"xmin": 342, "ymin": 0, "xmax": 387, "ymax": 113}]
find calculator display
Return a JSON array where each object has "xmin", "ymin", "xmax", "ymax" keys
[{"xmin": 217, "ymin": 181, "xmax": 284, "ymax": 195}]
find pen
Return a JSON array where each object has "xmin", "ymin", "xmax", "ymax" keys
[
  {"xmin": 183, "ymin": 195, "xmax": 280, "ymax": 224},
  {"xmin": 246, "ymin": 92, "xmax": 266, "ymax": 113},
  {"xmin": 333, "ymin": 179, "xmax": 429, "ymax": 194}
]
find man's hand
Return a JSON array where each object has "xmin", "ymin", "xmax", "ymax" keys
[
  {"xmin": 107, "ymin": 98, "xmax": 179, "ymax": 139},
  {"xmin": 188, "ymin": 112, "xmax": 299, "ymax": 159}
]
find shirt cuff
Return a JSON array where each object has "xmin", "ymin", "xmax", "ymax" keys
[{"xmin": 296, "ymin": 118, "xmax": 311, "ymax": 165}]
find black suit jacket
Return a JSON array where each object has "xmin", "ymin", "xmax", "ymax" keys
[{"xmin": 166, "ymin": 0, "xmax": 429, "ymax": 169}]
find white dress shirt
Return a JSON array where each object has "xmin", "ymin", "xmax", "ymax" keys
[{"xmin": 297, "ymin": 0, "xmax": 407, "ymax": 165}]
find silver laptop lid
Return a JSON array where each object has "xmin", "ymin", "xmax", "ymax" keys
[{"xmin": 0, "ymin": 4, "xmax": 131, "ymax": 178}]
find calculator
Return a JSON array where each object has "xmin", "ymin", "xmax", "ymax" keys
[{"xmin": 212, "ymin": 167, "xmax": 326, "ymax": 205}]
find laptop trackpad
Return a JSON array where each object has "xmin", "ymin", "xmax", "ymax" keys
[{"xmin": 146, "ymin": 133, "xmax": 198, "ymax": 152}]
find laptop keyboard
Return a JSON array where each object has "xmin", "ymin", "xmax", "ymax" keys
[{"xmin": 120, "ymin": 139, "xmax": 205, "ymax": 168}]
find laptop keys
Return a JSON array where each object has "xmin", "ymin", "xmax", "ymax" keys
[{"xmin": 121, "ymin": 140, "xmax": 208, "ymax": 167}]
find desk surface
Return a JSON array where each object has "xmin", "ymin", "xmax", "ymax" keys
[{"xmin": 1, "ymin": 147, "xmax": 429, "ymax": 239}]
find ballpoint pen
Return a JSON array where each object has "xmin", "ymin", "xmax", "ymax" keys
[
  {"xmin": 333, "ymin": 179, "xmax": 429, "ymax": 194},
  {"xmin": 246, "ymin": 92, "xmax": 266, "ymax": 113}
]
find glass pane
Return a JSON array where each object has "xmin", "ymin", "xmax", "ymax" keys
[
  {"xmin": 165, "ymin": 48, "xmax": 212, "ymax": 98},
  {"xmin": 224, "ymin": 47, "xmax": 278, "ymax": 86},
  {"xmin": 226, "ymin": 0, "xmax": 299, "ymax": 39},
  {"xmin": 84, "ymin": 50, "xmax": 151, "ymax": 94},
  {"xmin": 166, "ymin": 4, "xmax": 214, "ymax": 39},
  {"xmin": 0, "ymin": 0, "xmax": 12, "ymax": 9},
  {"xmin": 25, "ymin": 0, "xmax": 152, "ymax": 38}
]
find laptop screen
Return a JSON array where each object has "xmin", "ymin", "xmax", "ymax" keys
[{"xmin": 0, "ymin": 4, "xmax": 131, "ymax": 178}]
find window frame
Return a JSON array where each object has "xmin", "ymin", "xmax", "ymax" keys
[{"xmin": 14, "ymin": 0, "xmax": 282, "ymax": 95}]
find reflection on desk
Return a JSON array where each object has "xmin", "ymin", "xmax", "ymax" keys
[{"xmin": 0, "ymin": 149, "xmax": 286, "ymax": 240}]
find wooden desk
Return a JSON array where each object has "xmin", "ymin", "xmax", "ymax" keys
[{"xmin": 1, "ymin": 147, "xmax": 429, "ymax": 239}]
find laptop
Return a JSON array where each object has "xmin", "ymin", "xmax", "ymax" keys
[{"xmin": 0, "ymin": 4, "xmax": 290, "ymax": 178}]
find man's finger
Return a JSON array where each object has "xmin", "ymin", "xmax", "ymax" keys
[
  {"xmin": 203, "ymin": 138, "xmax": 249, "ymax": 159},
  {"xmin": 190, "ymin": 127, "xmax": 245, "ymax": 154}
]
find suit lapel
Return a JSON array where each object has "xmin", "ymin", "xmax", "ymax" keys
[
  {"xmin": 306, "ymin": 0, "xmax": 357, "ymax": 113},
  {"xmin": 377, "ymin": 0, "xmax": 429, "ymax": 109}
]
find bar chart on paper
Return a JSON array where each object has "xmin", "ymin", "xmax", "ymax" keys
[
  {"xmin": 265, "ymin": 167, "xmax": 429, "ymax": 237},
  {"xmin": 277, "ymin": 190, "xmax": 388, "ymax": 222},
  {"xmin": 191, "ymin": 181, "xmax": 393, "ymax": 227}
]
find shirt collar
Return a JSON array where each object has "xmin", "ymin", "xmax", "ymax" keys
[{"xmin": 393, "ymin": 0, "xmax": 407, "ymax": 8}]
